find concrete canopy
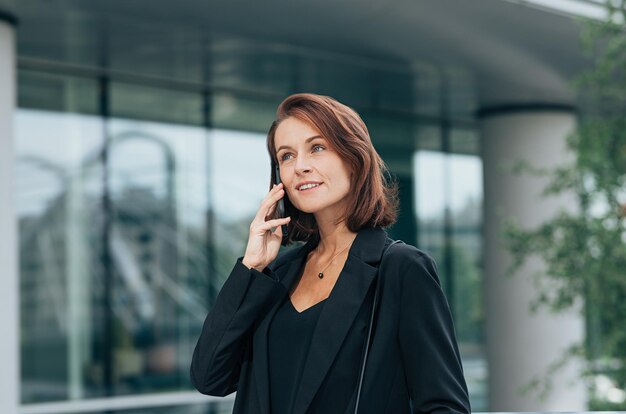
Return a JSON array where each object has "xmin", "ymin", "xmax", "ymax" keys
[{"xmin": 16, "ymin": 0, "xmax": 593, "ymax": 110}]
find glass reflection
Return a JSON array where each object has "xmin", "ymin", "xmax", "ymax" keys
[
  {"xmin": 16, "ymin": 109, "xmax": 104, "ymax": 403},
  {"xmin": 209, "ymin": 128, "xmax": 277, "ymax": 293},
  {"xmin": 106, "ymin": 119, "xmax": 209, "ymax": 395}
]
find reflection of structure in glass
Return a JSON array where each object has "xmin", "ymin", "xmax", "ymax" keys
[
  {"xmin": 19, "ymin": 130, "xmax": 211, "ymax": 402},
  {"xmin": 500, "ymin": 0, "xmax": 610, "ymax": 20}
]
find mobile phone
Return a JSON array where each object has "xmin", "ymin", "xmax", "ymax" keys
[{"xmin": 274, "ymin": 161, "xmax": 289, "ymax": 238}]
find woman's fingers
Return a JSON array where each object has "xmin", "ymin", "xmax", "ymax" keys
[
  {"xmin": 265, "ymin": 187, "xmax": 284, "ymax": 218},
  {"xmin": 266, "ymin": 201, "xmax": 277, "ymax": 220},
  {"xmin": 257, "ymin": 183, "xmax": 285, "ymax": 222},
  {"xmin": 259, "ymin": 216, "xmax": 291, "ymax": 232},
  {"xmin": 243, "ymin": 184, "xmax": 289, "ymax": 268}
]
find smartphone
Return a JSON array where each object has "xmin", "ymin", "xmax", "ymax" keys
[{"xmin": 273, "ymin": 161, "xmax": 289, "ymax": 238}]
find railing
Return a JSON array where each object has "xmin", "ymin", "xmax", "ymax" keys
[
  {"xmin": 19, "ymin": 391, "xmax": 619, "ymax": 414},
  {"xmin": 20, "ymin": 391, "xmax": 232, "ymax": 414}
]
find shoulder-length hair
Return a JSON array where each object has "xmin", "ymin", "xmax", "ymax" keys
[{"xmin": 266, "ymin": 92, "xmax": 399, "ymax": 245}]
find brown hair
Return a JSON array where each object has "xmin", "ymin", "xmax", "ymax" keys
[{"xmin": 266, "ymin": 93, "xmax": 399, "ymax": 245}]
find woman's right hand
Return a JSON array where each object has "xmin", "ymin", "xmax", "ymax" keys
[{"xmin": 241, "ymin": 182, "xmax": 291, "ymax": 272}]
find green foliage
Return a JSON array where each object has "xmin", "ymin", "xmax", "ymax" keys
[
  {"xmin": 501, "ymin": 0, "xmax": 626, "ymax": 407},
  {"xmin": 452, "ymin": 244, "xmax": 484, "ymax": 345}
]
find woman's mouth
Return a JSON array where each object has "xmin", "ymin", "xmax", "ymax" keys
[{"xmin": 298, "ymin": 183, "xmax": 323, "ymax": 193}]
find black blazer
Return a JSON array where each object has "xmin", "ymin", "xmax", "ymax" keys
[{"xmin": 190, "ymin": 226, "xmax": 471, "ymax": 413}]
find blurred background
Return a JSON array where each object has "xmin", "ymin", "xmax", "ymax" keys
[{"xmin": 1, "ymin": 0, "xmax": 625, "ymax": 413}]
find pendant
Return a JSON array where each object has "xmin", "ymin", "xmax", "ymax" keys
[{"xmin": 318, "ymin": 272, "xmax": 324, "ymax": 279}]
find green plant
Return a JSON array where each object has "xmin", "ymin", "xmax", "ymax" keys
[{"xmin": 501, "ymin": 0, "xmax": 626, "ymax": 408}]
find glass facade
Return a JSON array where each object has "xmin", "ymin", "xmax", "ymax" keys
[
  {"xmin": 15, "ymin": 9, "xmax": 485, "ymax": 412},
  {"xmin": 414, "ymin": 126, "xmax": 485, "ymax": 410}
]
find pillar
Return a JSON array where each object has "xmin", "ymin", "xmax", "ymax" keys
[
  {"xmin": 0, "ymin": 2, "xmax": 19, "ymax": 413},
  {"xmin": 480, "ymin": 107, "xmax": 587, "ymax": 411}
]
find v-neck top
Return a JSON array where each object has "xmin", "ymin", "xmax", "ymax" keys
[{"xmin": 267, "ymin": 293, "xmax": 328, "ymax": 414}]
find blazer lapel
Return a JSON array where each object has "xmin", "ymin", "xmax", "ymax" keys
[{"xmin": 252, "ymin": 226, "xmax": 389, "ymax": 414}]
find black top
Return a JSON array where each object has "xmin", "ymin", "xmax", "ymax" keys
[{"xmin": 268, "ymin": 293, "xmax": 328, "ymax": 414}]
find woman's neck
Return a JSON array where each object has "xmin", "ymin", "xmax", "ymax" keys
[{"xmin": 313, "ymin": 226, "xmax": 357, "ymax": 260}]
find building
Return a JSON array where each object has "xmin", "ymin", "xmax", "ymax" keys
[{"xmin": 0, "ymin": 0, "xmax": 607, "ymax": 413}]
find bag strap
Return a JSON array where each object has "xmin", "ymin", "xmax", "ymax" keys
[{"xmin": 354, "ymin": 239, "xmax": 403, "ymax": 414}]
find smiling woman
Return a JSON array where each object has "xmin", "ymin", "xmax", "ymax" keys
[
  {"xmin": 190, "ymin": 92, "xmax": 471, "ymax": 414},
  {"xmin": 266, "ymin": 93, "xmax": 400, "ymax": 244}
]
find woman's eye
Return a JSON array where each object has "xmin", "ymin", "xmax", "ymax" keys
[{"xmin": 280, "ymin": 145, "xmax": 325, "ymax": 162}]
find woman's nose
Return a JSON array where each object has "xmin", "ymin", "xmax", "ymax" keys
[{"xmin": 294, "ymin": 158, "xmax": 312, "ymax": 174}]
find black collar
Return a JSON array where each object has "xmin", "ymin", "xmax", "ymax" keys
[{"xmin": 297, "ymin": 225, "xmax": 390, "ymax": 265}]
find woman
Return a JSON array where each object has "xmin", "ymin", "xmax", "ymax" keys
[{"xmin": 190, "ymin": 93, "xmax": 471, "ymax": 413}]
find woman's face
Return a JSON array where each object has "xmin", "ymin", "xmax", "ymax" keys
[{"xmin": 274, "ymin": 117, "xmax": 352, "ymax": 217}]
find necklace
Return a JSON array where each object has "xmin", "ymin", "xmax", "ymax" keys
[{"xmin": 314, "ymin": 238, "xmax": 354, "ymax": 279}]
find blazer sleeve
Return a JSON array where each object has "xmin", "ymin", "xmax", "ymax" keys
[
  {"xmin": 397, "ymin": 251, "xmax": 471, "ymax": 414},
  {"xmin": 190, "ymin": 256, "xmax": 282, "ymax": 396}
]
